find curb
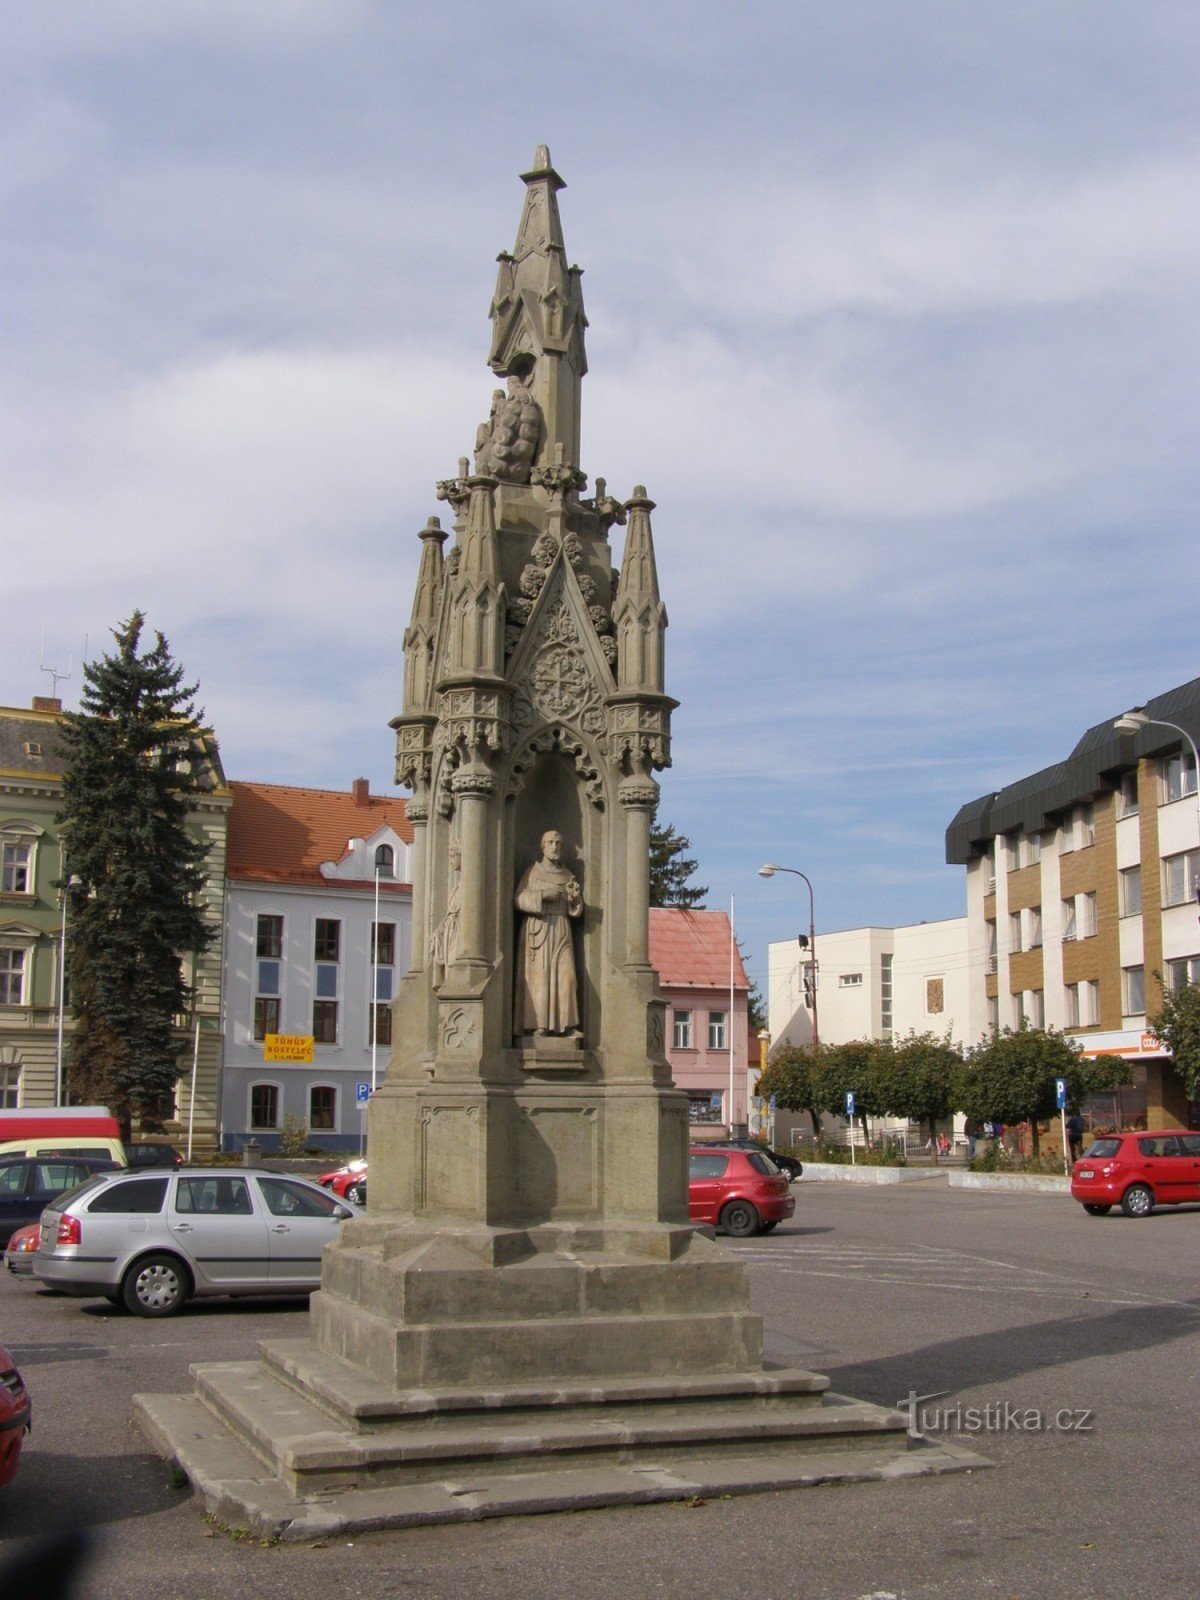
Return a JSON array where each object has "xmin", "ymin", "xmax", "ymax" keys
[
  {"xmin": 799, "ymin": 1163, "xmax": 942, "ymax": 1185},
  {"xmin": 948, "ymin": 1171, "xmax": 1071, "ymax": 1195}
]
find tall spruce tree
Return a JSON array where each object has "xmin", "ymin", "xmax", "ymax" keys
[
  {"xmin": 648, "ymin": 821, "xmax": 708, "ymax": 909},
  {"xmin": 58, "ymin": 614, "xmax": 212, "ymax": 1136}
]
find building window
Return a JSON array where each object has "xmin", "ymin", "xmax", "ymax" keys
[
  {"xmin": 673, "ymin": 1009, "xmax": 693, "ymax": 1049},
  {"xmin": 1027, "ymin": 906, "xmax": 1043, "ymax": 948},
  {"xmin": 1123, "ymin": 965, "xmax": 1145, "ymax": 1016},
  {"xmin": 1061, "ymin": 898, "xmax": 1077, "ymax": 942},
  {"xmin": 708, "ymin": 1011, "xmax": 727, "ymax": 1050},
  {"xmin": 1161, "ymin": 750, "xmax": 1198, "ymax": 805},
  {"xmin": 250, "ymin": 1083, "xmax": 279, "ymax": 1130},
  {"xmin": 1030, "ymin": 989, "xmax": 1044, "ymax": 1029},
  {"xmin": 1119, "ymin": 867, "xmax": 1143, "ymax": 918},
  {"xmin": 313, "ymin": 918, "xmax": 340, "ymax": 1044},
  {"xmin": 0, "ymin": 947, "xmax": 27, "ymax": 1006},
  {"xmin": 314, "ymin": 919, "xmax": 340, "ymax": 962},
  {"xmin": 313, "ymin": 1000, "xmax": 338, "ymax": 1045},
  {"xmin": 1079, "ymin": 892, "xmax": 1098, "ymax": 939},
  {"xmin": 374, "ymin": 843, "xmax": 395, "ymax": 877},
  {"xmin": 0, "ymin": 1065, "xmax": 19, "ymax": 1107},
  {"xmin": 687, "ymin": 1090, "xmax": 723, "ymax": 1125},
  {"xmin": 880, "ymin": 953, "xmax": 893, "ymax": 1038},
  {"xmin": 839, "ymin": 972, "xmax": 863, "ymax": 988},
  {"xmin": 1166, "ymin": 956, "xmax": 1200, "ymax": 992},
  {"xmin": 1065, "ymin": 983, "xmax": 1080, "ymax": 1028},
  {"xmin": 372, "ymin": 921, "xmax": 396, "ymax": 966},
  {"xmin": 1118, "ymin": 771, "xmax": 1139, "ymax": 818},
  {"xmin": 256, "ymin": 914, "xmax": 283, "ymax": 959},
  {"xmin": 986, "ymin": 922, "xmax": 997, "ymax": 973},
  {"xmin": 1, "ymin": 842, "xmax": 31, "ymax": 894},
  {"xmin": 1084, "ymin": 979, "xmax": 1100, "ymax": 1024},
  {"xmin": 372, "ymin": 1002, "xmax": 393, "ymax": 1048},
  {"xmin": 309, "ymin": 1085, "xmax": 336, "ymax": 1131},
  {"xmin": 987, "ymin": 994, "xmax": 1000, "ymax": 1033},
  {"xmin": 253, "ymin": 997, "xmax": 281, "ymax": 1041},
  {"xmin": 1163, "ymin": 849, "xmax": 1200, "ymax": 908},
  {"xmin": 1009, "ymin": 912, "xmax": 1022, "ymax": 954},
  {"xmin": 1007, "ymin": 834, "xmax": 1023, "ymax": 871},
  {"xmin": 1079, "ymin": 804, "xmax": 1095, "ymax": 848}
]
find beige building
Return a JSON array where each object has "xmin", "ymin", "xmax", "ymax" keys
[{"xmin": 946, "ymin": 675, "xmax": 1200, "ymax": 1129}]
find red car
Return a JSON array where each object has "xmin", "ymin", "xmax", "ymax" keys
[
  {"xmin": 688, "ymin": 1146, "xmax": 794, "ymax": 1237},
  {"xmin": 4, "ymin": 1223, "xmax": 39, "ymax": 1277},
  {"xmin": 317, "ymin": 1160, "xmax": 368, "ymax": 1205},
  {"xmin": 0, "ymin": 1340, "xmax": 30, "ymax": 1486},
  {"xmin": 1071, "ymin": 1130, "xmax": 1200, "ymax": 1218}
]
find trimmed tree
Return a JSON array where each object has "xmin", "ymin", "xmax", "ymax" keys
[
  {"xmin": 875, "ymin": 1031, "xmax": 963, "ymax": 1163},
  {"xmin": 58, "ymin": 613, "xmax": 212, "ymax": 1137},
  {"xmin": 649, "ymin": 821, "xmax": 708, "ymax": 909},
  {"xmin": 816, "ymin": 1039, "xmax": 887, "ymax": 1147},
  {"xmin": 758, "ymin": 1043, "xmax": 824, "ymax": 1138},
  {"xmin": 1150, "ymin": 979, "xmax": 1200, "ymax": 1101},
  {"xmin": 960, "ymin": 1025, "xmax": 1129, "ymax": 1158}
]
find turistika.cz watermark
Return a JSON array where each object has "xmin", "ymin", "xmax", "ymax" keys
[{"xmin": 900, "ymin": 1390, "xmax": 1094, "ymax": 1439}]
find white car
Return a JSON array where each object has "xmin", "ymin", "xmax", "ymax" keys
[{"xmin": 34, "ymin": 1167, "xmax": 359, "ymax": 1316}]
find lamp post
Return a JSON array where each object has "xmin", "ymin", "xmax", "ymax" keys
[
  {"xmin": 371, "ymin": 849, "xmax": 395, "ymax": 1094},
  {"xmin": 758, "ymin": 864, "xmax": 819, "ymax": 1052},
  {"xmin": 55, "ymin": 872, "xmax": 81, "ymax": 1107}
]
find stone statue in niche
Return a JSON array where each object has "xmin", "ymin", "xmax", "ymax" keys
[
  {"xmin": 514, "ymin": 829, "xmax": 582, "ymax": 1036},
  {"xmin": 429, "ymin": 839, "xmax": 462, "ymax": 990},
  {"xmin": 474, "ymin": 371, "xmax": 541, "ymax": 482}
]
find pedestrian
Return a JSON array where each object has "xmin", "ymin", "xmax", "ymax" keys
[
  {"xmin": 1065, "ymin": 1111, "xmax": 1085, "ymax": 1163},
  {"xmin": 964, "ymin": 1117, "xmax": 979, "ymax": 1160}
]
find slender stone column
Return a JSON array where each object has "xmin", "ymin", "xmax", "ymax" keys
[
  {"xmin": 452, "ymin": 769, "xmax": 495, "ymax": 968},
  {"xmin": 405, "ymin": 794, "xmax": 429, "ymax": 973},
  {"xmin": 619, "ymin": 774, "xmax": 659, "ymax": 968}
]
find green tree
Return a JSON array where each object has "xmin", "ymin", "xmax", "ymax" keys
[
  {"xmin": 874, "ymin": 1031, "xmax": 963, "ymax": 1163},
  {"xmin": 649, "ymin": 821, "xmax": 708, "ymax": 909},
  {"xmin": 960, "ymin": 1025, "xmax": 1129, "ymax": 1158},
  {"xmin": 1150, "ymin": 979, "xmax": 1200, "ymax": 1100},
  {"xmin": 816, "ymin": 1039, "xmax": 888, "ymax": 1146},
  {"xmin": 758, "ymin": 1043, "xmax": 824, "ymax": 1137},
  {"xmin": 58, "ymin": 613, "xmax": 213, "ymax": 1137}
]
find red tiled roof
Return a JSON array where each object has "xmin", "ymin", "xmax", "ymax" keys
[
  {"xmin": 227, "ymin": 779, "xmax": 412, "ymax": 886},
  {"xmin": 649, "ymin": 908, "xmax": 749, "ymax": 991}
]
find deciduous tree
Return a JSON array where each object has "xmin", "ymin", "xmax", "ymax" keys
[
  {"xmin": 959, "ymin": 1026, "xmax": 1128, "ymax": 1158},
  {"xmin": 1150, "ymin": 979, "xmax": 1200, "ymax": 1100}
]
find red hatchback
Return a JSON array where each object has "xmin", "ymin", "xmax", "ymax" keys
[
  {"xmin": 0, "ymin": 1340, "xmax": 30, "ymax": 1486},
  {"xmin": 1071, "ymin": 1130, "xmax": 1200, "ymax": 1218},
  {"xmin": 688, "ymin": 1147, "xmax": 795, "ymax": 1237}
]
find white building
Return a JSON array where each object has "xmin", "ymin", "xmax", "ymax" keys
[{"xmin": 220, "ymin": 778, "xmax": 412, "ymax": 1151}]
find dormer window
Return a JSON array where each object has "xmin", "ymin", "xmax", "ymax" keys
[{"xmin": 374, "ymin": 844, "xmax": 395, "ymax": 878}]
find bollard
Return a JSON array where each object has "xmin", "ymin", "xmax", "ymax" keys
[{"xmin": 242, "ymin": 1137, "xmax": 262, "ymax": 1169}]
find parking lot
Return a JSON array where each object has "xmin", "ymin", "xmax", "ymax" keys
[{"xmin": 2, "ymin": 1179, "xmax": 1197, "ymax": 1600}]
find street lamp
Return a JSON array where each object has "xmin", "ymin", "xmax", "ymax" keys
[
  {"xmin": 55, "ymin": 873, "xmax": 81, "ymax": 1107},
  {"xmin": 1114, "ymin": 708, "xmax": 1200, "ymax": 833},
  {"xmin": 758, "ymin": 864, "xmax": 819, "ymax": 1051}
]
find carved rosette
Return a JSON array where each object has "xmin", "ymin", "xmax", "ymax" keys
[{"xmin": 513, "ymin": 595, "xmax": 608, "ymax": 755}]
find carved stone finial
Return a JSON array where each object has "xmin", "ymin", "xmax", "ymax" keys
[{"xmin": 473, "ymin": 370, "xmax": 542, "ymax": 484}]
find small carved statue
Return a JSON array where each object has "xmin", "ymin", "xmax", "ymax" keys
[
  {"xmin": 474, "ymin": 372, "xmax": 541, "ymax": 483},
  {"xmin": 514, "ymin": 829, "xmax": 582, "ymax": 1035},
  {"xmin": 429, "ymin": 840, "xmax": 462, "ymax": 989}
]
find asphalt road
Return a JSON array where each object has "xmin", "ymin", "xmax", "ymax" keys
[{"xmin": 1, "ymin": 1178, "xmax": 1197, "ymax": 1600}]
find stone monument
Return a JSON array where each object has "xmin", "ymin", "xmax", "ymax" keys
[{"xmin": 136, "ymin": 150, "xmax": 982, "ymax": 1536}]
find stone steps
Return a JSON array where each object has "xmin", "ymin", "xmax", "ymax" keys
[{"xmin": 135, "ymin": 1374, "xmax": 988, "ymax": 1541}]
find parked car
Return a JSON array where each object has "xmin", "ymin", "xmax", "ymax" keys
[
  {"xmin": 34, "ymin": 1168, "xmax": 360, "ymax": 1316},
  {"xmin": 0, "ymin": 1340, "xmax": 30, "ymax": 1486},
  {"xmin": 700, "ymin": 1138, "xmax": 804, "ymax": 1180},
  {"xmin": 317, "ymin": 1159, "xmax": 368, "ymax": 1205},
  {"xmin": 1071, "ymin": 1130, "xmax": 1200, "ymax": 1218},
  {"xmin": 124, "ymin": 1143, "xmax": 184, "ymax": 1169},
  {"xmin": 688, "ymin": 1146, "xmax": 795, "ymax": 1237},
  {"xmin": 4, "ymin": 1224, "xmax": 39, "ymax": 1277},
  {"xmin": 0, "ymin": 1155, "xmax": 123, "ymax": 1248}
]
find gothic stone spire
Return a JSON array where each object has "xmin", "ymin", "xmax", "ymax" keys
[
  {"xmin": 613, "ymin": 487, "xmax": 667, "ymax": 694},
  {"xmin": 485, "ymin": 146, "xmax": 588, "ymax": 476},
  {"xmin": 401, "ymin": 516, "xmax": 447, "ymax": 713}
]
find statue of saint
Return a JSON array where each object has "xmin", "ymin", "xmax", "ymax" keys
[
  {"xmin": 514, "ymin": 829, "xmax": 582, "ymax": 1035},
  {"xmin": 429, "ymin": 840, "xmax": 462, "ymax": 990},
  {"xmin": 474, "ymin": 371, "xmax": 541, "ymax": 483}
]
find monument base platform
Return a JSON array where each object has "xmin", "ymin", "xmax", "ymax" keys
[{"xmin": 134, "ymin": 1339, "xmax": 988, "ymax": 1540}]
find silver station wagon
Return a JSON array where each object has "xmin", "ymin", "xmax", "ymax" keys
[{"xmin": 34, "ymin": 1167, "xmax": 359, "ymax": 1316}]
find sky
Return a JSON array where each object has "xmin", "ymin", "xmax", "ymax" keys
[{"xmin": 3, "ymin": 2, "xmax": 1198, "ymax": 995}]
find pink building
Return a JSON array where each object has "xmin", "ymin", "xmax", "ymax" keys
[{"xmin": 649, "ymin": 908, "xmax": 751, "ymax": 1138}]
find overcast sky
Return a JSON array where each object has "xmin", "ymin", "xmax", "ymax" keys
[{"xmin": 4, "ymin": 3, "xmax": 1197, "ymax": 993}]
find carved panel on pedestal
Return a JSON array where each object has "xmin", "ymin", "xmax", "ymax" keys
[
  {"xmin": 516, "ymin": 1103, "xmax": 599, "ymax": 1216},
  {"xmin": 419, "ymin": 1104, "xmax": 481, "ymax": 1215}
]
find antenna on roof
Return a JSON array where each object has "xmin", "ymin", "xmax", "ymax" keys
[{"xmin": 39, "ymin": 620, "xmax": 73, "ymax": 700}]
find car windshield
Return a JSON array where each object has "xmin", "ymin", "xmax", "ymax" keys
[{"xmin": 1082, "ymin": 1138, "xmax": 1122, "ymax": 1158}]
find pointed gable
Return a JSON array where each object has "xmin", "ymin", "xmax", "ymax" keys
[{"xmin": 649, "ymin": 908, "xmax": 749, "ymax": 992}]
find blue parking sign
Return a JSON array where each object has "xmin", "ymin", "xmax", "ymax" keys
[
  {"xmin": 1055, "ymin": 1078, "xmax": 1067, "ymax": 1110},
  {"xmin": 845, "ymin": 1091, "xmax": 855, "ymax": 1117},
  {"xmin": 355, "ymin": 1082, "xmax": 371, "ymax": 1106}
]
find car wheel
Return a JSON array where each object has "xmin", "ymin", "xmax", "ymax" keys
[
  {"xmin": 122, "ymin": 1253, "xmax": 191, "ymax": 1317},
  {"xmin": 1120, "ymin": 1184, "xmax": 1154, "ymax": 1219},
  {"xmin": 1082, "ymin": 1203, "xmax": 1112, "ymax": 1216},
  {"xmin": 346, "ymin": 1182, "xmax": 366, "ymax": 1206},
  {"xmin": 719, "ymin": 1200, "xmax": 760, "ymax": 1238}
]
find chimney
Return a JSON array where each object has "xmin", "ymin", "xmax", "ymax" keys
[
  {"xmin": 32, "ymin": 696, "xmax": 62, "ymax": 714},
  {"xmin": 352, "ymin": 777, "xmax": 370, "ymax": 807}
]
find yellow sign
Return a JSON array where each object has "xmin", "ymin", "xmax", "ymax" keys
[{"xmin": 263, "ymin": 1033, "xmax": 315, "ymax": 1064}]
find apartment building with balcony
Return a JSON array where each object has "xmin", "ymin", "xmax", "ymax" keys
[{"xmin": 946, "ymin": 675, "xmax": 1200, "ymax": 1129}]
